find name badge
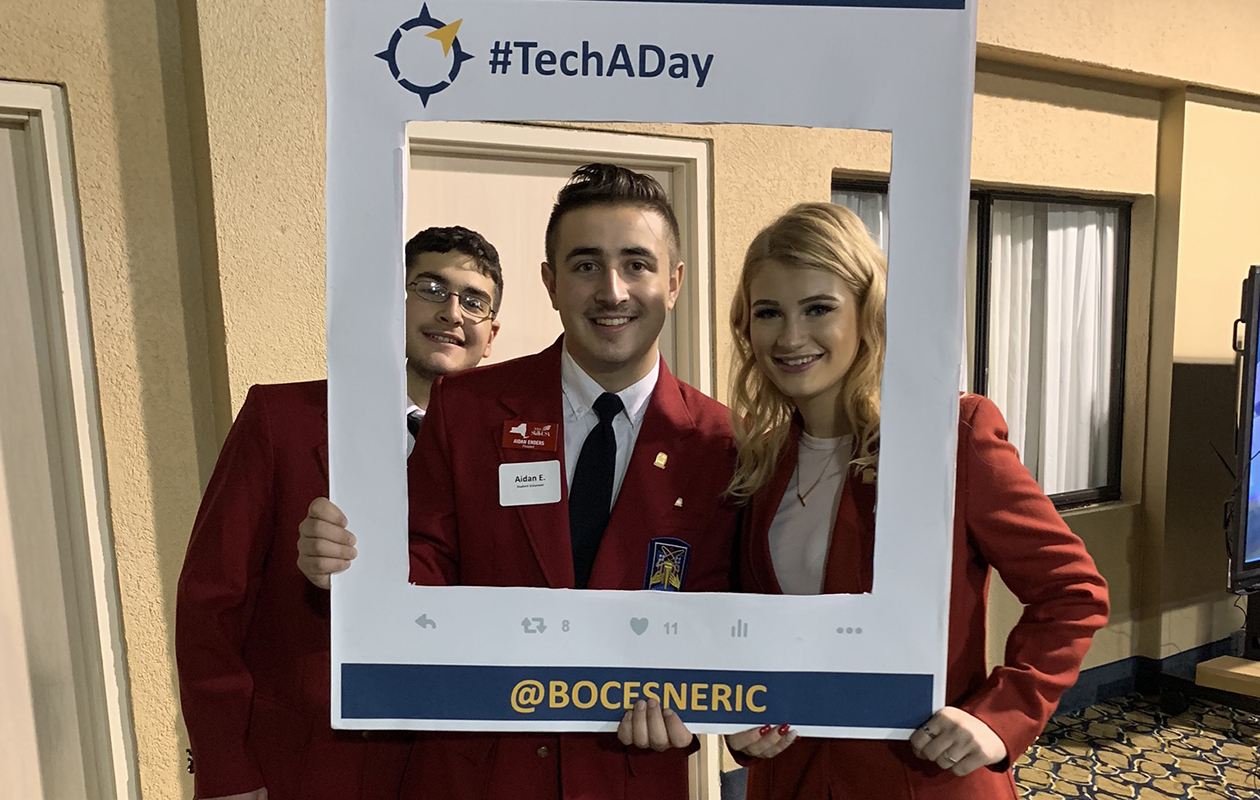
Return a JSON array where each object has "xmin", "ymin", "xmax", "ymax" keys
[
  {"xmin": 502, "ymin": 421, "xmax": 560, "ymax": 452},
  {"xmin": 499, "ymin": 460, "xmax": 562, "ymax": 507}
]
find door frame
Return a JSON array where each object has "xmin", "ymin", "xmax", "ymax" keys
[
  {"xmin": 0, "ymin": 79, "xmax": 138, "ymax": 800},
  {"xmin": 407, "ymin": 121, "xmax": 716, "ymax": 397}
]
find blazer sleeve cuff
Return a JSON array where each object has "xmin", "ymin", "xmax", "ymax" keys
[
  {"xmin": 726, "ymin": 743, "xmax": 755, "ymax": 768},
  {"xmin": 189, "ymin": 746, "xmax": 265, "ymax": 800},
  {"xmin": 684, "ymin": 735, "xmax": 703, "ymax": 757},
  {"xmin": 958, "ymin": 694, "xmax": 1040, "ymax": 769}
]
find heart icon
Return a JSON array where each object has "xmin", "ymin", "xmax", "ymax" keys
[{"xmin": 629, "ymin": 618, "xmax": 649, "ymax": 635}]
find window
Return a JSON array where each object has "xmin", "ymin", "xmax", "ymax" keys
[{"xmin": 832, "ymin": 181, "xmax": 1129, "ymax": 508}]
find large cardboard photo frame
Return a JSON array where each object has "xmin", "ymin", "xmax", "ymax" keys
[{"xmin": 327, "ymin": 0, "xmax": 977, "ymax": 737}]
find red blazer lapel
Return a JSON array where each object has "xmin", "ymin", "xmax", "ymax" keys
[
  {"xmin": 316, "ymin": 443, "xmax": 329, "ymax": 480},
  {"xmin": 744, "ymin": 424, "xmax": 877, "ymax": 596},
  {"xmin": 494, "ymin": 340, "xmax": 574, "ymax": 588},
  {"xmin": 316, "ymin": 403, "xmax": 330, "ymax": 480},
  {"xmin": 589, "ymin": 361, "xmax": 698, "ymax": 589},
  {"xmin": 821, "ymin": 463, "xmax": 877, "ymax": 595},
  {"xmin": 743, "ymin": 427, "xmax": 799, "ymax": 596}
]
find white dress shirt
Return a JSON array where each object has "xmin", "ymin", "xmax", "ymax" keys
[
  {"xmin": 560, "ymin": 346, "xmax": 660, "ymax": 509},
  {"xmin": 405, "ymin": 402, "xmax": 424, "ymax": 457},
  {"xmin": 768, "ymin": 432, "xmax": 854, "ymax": 595}
]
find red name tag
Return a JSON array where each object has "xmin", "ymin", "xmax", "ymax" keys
[{"xmin": 502, "ymin": 421, "xmax": 559, "ymax": 452}]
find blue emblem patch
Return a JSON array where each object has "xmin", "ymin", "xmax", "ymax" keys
[{"xmin": 643, "ymin": 537, "xmax": 690, "ymax": 591}]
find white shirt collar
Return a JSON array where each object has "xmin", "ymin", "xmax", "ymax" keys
[{"xmin": 560, "ymin": 343, "xmax": 659, "ymax": 425}]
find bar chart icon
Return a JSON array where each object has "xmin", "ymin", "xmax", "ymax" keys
[{"xmin": 731, "ymin": 619, "xmax": 749, "ymax": 638}]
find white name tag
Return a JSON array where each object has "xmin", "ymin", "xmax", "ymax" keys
[{"xmin": 499, "ymin": 460, "xmax": 562, "ymax": 507}]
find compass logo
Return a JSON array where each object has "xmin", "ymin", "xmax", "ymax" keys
[{"xmin": 376, "ymin": 4, "xmax": 475, "ymax": 106}]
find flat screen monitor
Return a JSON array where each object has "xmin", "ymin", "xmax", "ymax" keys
[{"xmin": 1230, "ymin": 264, "xmax": 1260, "ymax": 593}]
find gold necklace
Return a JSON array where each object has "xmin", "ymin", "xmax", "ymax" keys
[{"xmin": 795, "ymin": 444, "xmax": 842, "ymax": 506}]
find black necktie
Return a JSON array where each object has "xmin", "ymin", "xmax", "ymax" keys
[
  {"xmin": 406, "ymin": 409, "xmax": 424, "ymax": 439},
  {"xmin": 569, "ymin": 392, "xmax": 624, "ymax": 589}
]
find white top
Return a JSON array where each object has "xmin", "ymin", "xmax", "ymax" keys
[
  {"xmin": 560, "ymin": 345, "xmax": 660, "ymax": 509},
  {"xmin": 768, "ymin": 432, "xmax": 854, "ymax": 595}
]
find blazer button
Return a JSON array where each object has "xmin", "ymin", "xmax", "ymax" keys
[
  {"xmin": 536, "ymin": 746, "xmax": 550, "ymax": 758},
  {"xmin": 361, "ymin": 731, "xmax": 372, "ymax": 740}
]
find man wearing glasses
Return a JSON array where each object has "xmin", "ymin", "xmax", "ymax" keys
[
  {"xmin": 176, "ymin": 227, "xmax": 503, "ymax": 800},
  {"xmin": 401, "ymin": 227, "xmax": 503, "ymax": 437}
]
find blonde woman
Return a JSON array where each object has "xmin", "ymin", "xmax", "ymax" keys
[{"xmin": 722, "ymin": 203, "xmax": 1109, "ymax": 800}]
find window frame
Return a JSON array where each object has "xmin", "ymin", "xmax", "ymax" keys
[{"xmin": 831, "ymin": 178, "xmax": 1132, "ymax": 510}]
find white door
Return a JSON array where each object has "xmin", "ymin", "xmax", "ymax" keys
[
  {"xmin": 0, "ymin": 83, "xmax": 133, "ymax": 800},
  {"xmin": 406, "ymin": 122, "xmax": 713, "ymax": 393},
  {"xmin": 0, "ymin": 114, "xmax": 55, "ymax": 800}
]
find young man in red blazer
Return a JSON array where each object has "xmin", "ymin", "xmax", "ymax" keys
[
  {"xmin": 298, "ymin": 164, "xmax": 739, "ymax": 799},
  {"xmin": 175, "ymin": 226, "xmax": 503, "ymax": 800}
]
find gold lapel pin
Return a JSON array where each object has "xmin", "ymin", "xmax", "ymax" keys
[
  {"xmin": 861, "ymin": 468, "xmax": 876, "ymax": 484},
  {"xmin": 674, "ymin": 497, "xmax": 683, "ymax": 507},
  {"xmin": 654, "ymin": 452, "xmax": 668, "ymax": 469}
]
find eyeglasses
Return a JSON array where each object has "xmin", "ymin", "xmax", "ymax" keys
[{"xmin": 407, "ymin": 279, "xmax": 496, "ymax": 322}]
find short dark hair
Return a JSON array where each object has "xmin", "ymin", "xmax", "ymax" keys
[
  {"xmin": 544, "ymin": 163, "xmax": 681, "ymax": 267},
  {"xmin": 405, "ymin": 226, "xmax": 504, "ymax": 307}
]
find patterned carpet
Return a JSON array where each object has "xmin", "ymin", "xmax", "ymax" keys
[{"xmin": 1016, "ymin": 694, "xmax": 1260, "ymax": 799}]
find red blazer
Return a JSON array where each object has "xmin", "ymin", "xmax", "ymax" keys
[
  {"xmin": 739, "ymin": 393, "xmax": 1109, "ymax": 800},
  {"xmin": 402, "ymin": 340, "xmax": 739, "ymax": 800},
  {"xmin": 176, "ymin": 381, "xmax": 412, "ymax": 800}
]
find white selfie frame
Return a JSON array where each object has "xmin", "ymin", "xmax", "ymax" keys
[{"xmin": 327, "ymin": 0, "xmax": 976, "ymax": 737}]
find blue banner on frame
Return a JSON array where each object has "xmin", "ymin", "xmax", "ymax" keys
[{"xmin": 343, "ymin": 664, "xmax": 934, "ymax": 728}]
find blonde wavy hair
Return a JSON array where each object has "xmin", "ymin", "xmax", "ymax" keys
[{"xmin": 726, "ymin": 202, "xmax": 888, "ymax": 499}]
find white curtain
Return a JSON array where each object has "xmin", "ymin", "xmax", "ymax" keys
[
  {"xmin": 832, "ymin": 189, "xmax": 889, "ymax": 252},
  {"xmin": 834, "ymin": 189, "xmax": 1119, "ymax": 494},
  {"xmin": 986, "ymin": 202, "xmax": 1038, "ymax": 467},
  {"xmin": 986, "ymin": 202, "xmax": 1117, "ymax": 494},
  {"xmin": 834, "ymin": 188, "xmax": 975, "ymax": 393},
  {"xmin": 1041, "ymin": 205, "xmax": 1117, "ymax": 494}
]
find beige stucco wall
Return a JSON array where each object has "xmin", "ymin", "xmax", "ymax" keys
[
  {"xmin": 971, "ymin": 69, "xmax": 1160, "ymax": 194},
  {"xmin": 1173, "ymin": 97, "xmax": 1260, "ymax": 364},
  {"xmin": 0, "ymin": 2, "xmax": 212, "ymax": 799},
  {"xmin": 978, "ymin": 0, "xmax": 1260, "ymax": 96},
  {"xmin": 185, "ymin": 0, "xmax": 328, "ymax": 419}
]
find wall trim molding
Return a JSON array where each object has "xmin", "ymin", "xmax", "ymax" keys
[{"xmin": 1058, "ymin": 637, "xmax": 1237, "ymax": 714}]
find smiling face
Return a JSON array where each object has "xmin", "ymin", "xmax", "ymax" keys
[
  {"xmin": 405, "ymin": 250, "xmax": 500, "ymax": 381},
  {"xmin": 541, "ymin": 203, "xmax": 683, "ymax": 391},
  {"xmin": 747, "ymin": 260, "xmax": 861, "ymax": 432}
]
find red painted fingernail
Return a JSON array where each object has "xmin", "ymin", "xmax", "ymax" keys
[
  {"xmin": 758, "ymin": 725, "xmax": 773, "ymax": 736},
  {"xmin": 777, "ymin": 724, "xmax": 791, "ymax": 736}
]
